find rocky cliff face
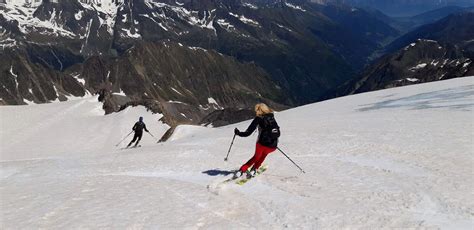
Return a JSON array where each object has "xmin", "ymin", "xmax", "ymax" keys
[
  {"xmin": 0, "ymin": 40, "xmax": 287, "ymax": 127},
  {"xmin": 335, "ymin": 40, "xmax": 472, "ymax": 96},
  {"xmin": 81, "ymin": 41, "xmax": 289, "ymax": 125},
  {"xmin": 0, "ymin": 47, "xmax": 86, "ymax": 105}
]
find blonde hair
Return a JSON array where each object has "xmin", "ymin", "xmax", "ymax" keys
[{"xmin": 255, "ymin": 103, "xmax": 273, "ymax": 117}]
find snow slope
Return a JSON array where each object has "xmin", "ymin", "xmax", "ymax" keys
[{"xmin": 1, "ymin": 77, "xmax": 473, "ymax": 228}]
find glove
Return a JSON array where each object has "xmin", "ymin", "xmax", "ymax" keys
[
  {"xmin": 146, "ymin": 130, "xmax": 149, "ymax": 132},
  {"xmin": 234, "ymin": 128, "xmax": 240, "ymax": 135}
]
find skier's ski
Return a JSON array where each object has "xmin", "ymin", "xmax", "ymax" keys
[
  {"xmin": 236, "ymin": 165, "xmax": 268, "ymax": 185},
  {"xmin": 210, "ymin": 165, "xmax": 268, "ymax": 188},
  {"xmin": 215, "ymin": 170, "xmax": 242, "ymax": 184}
]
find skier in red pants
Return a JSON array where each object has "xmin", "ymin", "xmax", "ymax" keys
[{"xmin": 234, "ymin": 103, "xmax": 280, "ymax": 178}]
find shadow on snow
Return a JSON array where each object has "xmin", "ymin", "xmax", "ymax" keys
[{"xmin": 201, "ymin": 169, "xmax": 236, "ymax": 177}]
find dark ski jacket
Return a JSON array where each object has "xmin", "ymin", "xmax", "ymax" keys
[
  {"xmin": 133, "ymin": 121, "xmax": 149, "ymax": 134},
  {"xmin": 236, "ymin": 113, "xmax": 279, "ymax": 148}
]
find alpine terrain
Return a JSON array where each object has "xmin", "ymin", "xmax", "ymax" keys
[
  {"xmin": 1, "ymin": 0, "xmax": 405, "ymax": 130},
  {"xmin": 1, "ymin": 1, "xmax": 473, "ymax": 228}
]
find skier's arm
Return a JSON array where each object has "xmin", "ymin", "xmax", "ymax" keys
[
  {"xmin": 132, "ymin": 123, "xmax": 137, "ymax": 131},
  {"xmin": 144, "ymin": 124, "xmax": 149, "ymax": 132},
  {"xmin": 236, "ymin": 118, "xmax": 259, "ymax": 137}
]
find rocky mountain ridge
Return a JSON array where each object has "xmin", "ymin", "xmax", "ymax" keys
[
  {"xmin": 1, "ymin": 0, "xmax": 401, "ymax": 129},
  {"xmin": 325, "ymin": 12, "xmax": 473, "ymax": 98}
]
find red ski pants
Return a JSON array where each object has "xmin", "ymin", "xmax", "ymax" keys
[{"xmin": 240, "ymin": 143, "xmax": 276, "ymax": 172}]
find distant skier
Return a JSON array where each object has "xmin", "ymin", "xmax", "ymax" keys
[
  {"xmin": 127, "ymin": 116, "xmax": 149, "ymax": 147},
  {"xmin": 234, "ymin": 103, "xmax": 280, "ymax": 177}
]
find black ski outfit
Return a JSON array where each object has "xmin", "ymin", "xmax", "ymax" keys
[
  {"xmin": 235, "ymin": 113, "xmax": 280, "ymax": 148},
  {"xmin": 128, "ymin": 121, "xmax": 149, "ymax": 147}
]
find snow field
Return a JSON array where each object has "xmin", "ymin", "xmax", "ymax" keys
[{"xmin": 1, "ymin": 77, "xmax": 473, "ymax": 228}]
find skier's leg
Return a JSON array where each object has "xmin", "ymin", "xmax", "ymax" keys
[
  {"xmin": 134, "ymin": 133, "xmax": 143, "ymax": 147},
  {"xmin": 128, "ymin": 133, "xmax": 138, "ymax": 147},
  {"xmin": 240, "ymin": 157, "xmax": 255, "ymax": 173},
  {"xmin": 249, "ymin": 143, "xmax": 266, "ymax": 170},
  {"xmin": 253, "ymin": 145, "xmax": 276, "ymax": 170},
  {"xmin": 240, "ymin": 143, "xmax": 264, "ymax": 172}
]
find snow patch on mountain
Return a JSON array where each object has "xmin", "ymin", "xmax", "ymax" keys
[
  {"xmin": 79, "ymin": 0, "xmax": 123, "ymax": 35},
  {"xmin": 144, "ymin": 0, "xmax": 216, "ymax": 33},
  {"xmin": 121, "ymin": 28, "xmax": 140, "ymax": 38},
  {"xmin": 462, "ymin": 61, "xmax": 471, "ymax": 68},
  {"xmin": 80, "ymin": 18, "xmax": 93, "ymax": 53},
  {"xmin": 9, "ymin": 65, "xmax": 18, "ymax": 90},
  {"xmin": 285, "ymin": 2, "xmax": 306, "ymax": 12},
  {"xmin": 71, "ymin": 73, "xmax": 85, "ymax": 86},
  {"xmin": 404, "ymin": 42, "xmax": 417, "ymax": 50},
  {"xmin": 207, "ymin": 97, "xmax": 223, "ymax": 110},
  {"xmin": 410, "ymin": 63, "xmax": 427, "ymax": 71},
  {"xmin": 243, "ymin": 2, "xmax": 258, "ymax": 9},
  {"xmin": 140, "ymin": 14, "xmax": 169, "ymax": 31},
  {"xmin": 3, "ymin": 0, "xmax": 41, "ymax": 8},
  {"xmin": 229, "ymin": 12, "xmax": 260, "ymax": 27},
  {"xmin": 171, "ymin": 87, "xmax": 183, "ymax": 95},
  {"xmin": 52, "ymin": 84, "xmax": 59, "ymax": 99},
  {"xmin": 187, "ymin": 45, "xmax": 207, "ymax": 52},
  {"xmin": 188, "ymin": 10, "xmax": 216, "ymax": 34},
  {"xmin": 1, "ymin": 4, "xmax": 75, "ymax": 38},
  {"xmin": 207, "ymin": 97, "xmax": 218, "ymax": 105},
  {"xmin": 0, "ymin": 37, "xmax": 17, "ymax": 48},
  {"xmin": 405, "ymin": 78, "xmax": 419, "ymax": 82},
  {"xmin": 276, "ymin": 23, "xmax": 293, "ymax": 32},
  {"xmin": 23, "ymin": 98, "xmax": 35, "ymax": 105},
  {"xmin": 217, "ymin": 19, "xmax": 236, "ymax": 32},
  {"xmin": 419, "ymin": 39, "xmax": 437, "ymax": 43},
  {"xmin": 430, "ymin": 60, "xmax": 439, "ymax": 66},
  {"xmin": 113, "ymin": 88, "xmax": 126, "ymax": 96},
  {"xmin": 168, "ymin": 100, "xmax": 187, "ymax": 105}
]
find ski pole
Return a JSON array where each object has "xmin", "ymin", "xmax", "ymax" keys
[
  {"xmin": 115, "ymin": 131, "xmax": 133, "ymax": 147},
  {"xmin": 224, "ymin": 134, "xmax": 236, "ymax": 161},
  {"xmin": 277, "ymin": 147, "xmax": 306, "ymax": 173},
  {"xmin": 147, "ymin": 131, "xmax": 158, "ymax": 141}
]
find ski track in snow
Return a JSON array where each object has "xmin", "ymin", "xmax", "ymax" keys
[{"xmin": 1, "ymin": 77, "xmax": 473, "ymax": 228}]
